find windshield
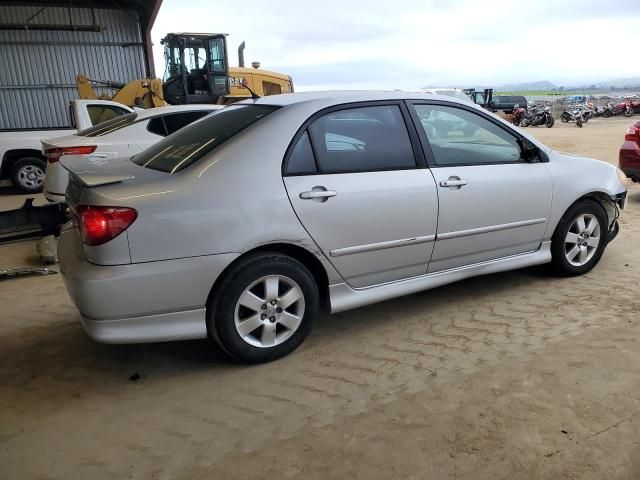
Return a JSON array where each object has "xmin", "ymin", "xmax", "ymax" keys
[
  {"xmin": 131, "ymin": 105, "xmax": 279, "ymax": 173},
  {"xmin": 77, "ymin": 112, "xmax": 138, "ymax": 137}
]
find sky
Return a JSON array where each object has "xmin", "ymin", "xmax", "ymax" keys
[{"xmin": 151, "ymin": 0, "xmax": 640, "ymax": 91}]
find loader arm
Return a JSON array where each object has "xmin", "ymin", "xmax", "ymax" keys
[{"xmin": 76, "ymin": 74, "xmax": 168, "ymax": 108}]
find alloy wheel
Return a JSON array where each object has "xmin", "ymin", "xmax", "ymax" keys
[
  {"xmin": 564, "ymin": 213, "xmax": 601, "ymax": 267},
  {"xmin": 234, "ymin": 275, "xmax": 305, "ymax": 348}
]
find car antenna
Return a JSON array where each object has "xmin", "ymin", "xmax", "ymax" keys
[{"xmin": 228, "ymin": 74, "xmax": 261, "ymax": 100}]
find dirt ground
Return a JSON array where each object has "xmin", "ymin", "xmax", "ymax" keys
[{"xmin": 1, "ymin": 117, "xmax": 640, "ymax": 480}]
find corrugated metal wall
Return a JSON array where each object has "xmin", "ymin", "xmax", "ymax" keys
[{"xmin": 0, "ymin": 5, "xmax": 147, "ymax": 129}]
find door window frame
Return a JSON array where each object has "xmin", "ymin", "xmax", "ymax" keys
[
  {"xmin": 405, "ymin": 99, "xmax": 548, "ymax": 168},
  {"xmin": 282, "ymin": 100, "xmax": 428, "ymax": 176}
]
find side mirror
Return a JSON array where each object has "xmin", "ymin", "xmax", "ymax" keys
[{"xmin": 518, "ymin": 138, "xmax": 543, "ymax": 162}]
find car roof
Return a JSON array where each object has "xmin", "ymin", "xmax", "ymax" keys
[
  {"xmin": 133, "ymin": 104, "xmax": 224, "ymax": 120},
  {"xmin": 239, "ymin": 90, "xmax": 470, "ymax": 108}
]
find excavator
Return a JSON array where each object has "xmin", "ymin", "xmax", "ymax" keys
[{"xmin": 76, "ymin": 33, "xmax": 294, "ymax": 108}]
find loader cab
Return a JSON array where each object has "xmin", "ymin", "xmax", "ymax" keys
[
  {"xmin": 463, "ymin": 88, "xmax": 495, "ymax": 110},
  {"xmin": 161, "ymin": 33, "xmax": 230, "ymax": 105}
]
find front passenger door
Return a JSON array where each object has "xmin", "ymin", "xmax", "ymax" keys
[{"xmin": 410, "ymin": 102, "xmax": 552, "ymax": 272}]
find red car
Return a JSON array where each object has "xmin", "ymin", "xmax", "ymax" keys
[{"xmin": 620, "ymin": 121, "xmax": 640, "ymax": 182}]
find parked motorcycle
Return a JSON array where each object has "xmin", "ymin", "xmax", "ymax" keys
[
  {"xmin": 560, "ymin": 107, "xmax": 583, "ymax": 127},
  {"xmin": 512, "ymin": 104, "xmax": 526, "ymax": 126},
  {"xmin": 521, "ymin": 105, "xmax": 554, "ymax": 128},
  {"xmin": 612, "ymin": 101, "xmax": 633, "ymax": 117}
]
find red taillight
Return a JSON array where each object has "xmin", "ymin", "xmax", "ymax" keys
[
  {"xmin": 76, "ymin": 205, "xmax": 137, "ymax": 246},
  {"xmin": 46, "ymin": 145, "xmax": 97, "ymax": 163},
  {"xmin": 625, "ymin": 126, "xmax": 640, "ymax": 142}
]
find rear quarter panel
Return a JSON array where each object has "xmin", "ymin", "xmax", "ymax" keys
[{"xmin": 118, "ymin": 102, "xmax": 344, "ymax": 283}]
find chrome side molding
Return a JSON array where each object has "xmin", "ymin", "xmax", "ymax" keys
[
  {"xmin": 437, "ymin": 218, "xmax": 547, "ymax": 240},
  {"xmin": 330, "ymin": 234, "xmax": 436, "ymax": 257}
]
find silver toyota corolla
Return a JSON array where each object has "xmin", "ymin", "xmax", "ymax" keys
[{"xmin": 58, "ymin": 91, "xmax": 628, "ymax": 363}]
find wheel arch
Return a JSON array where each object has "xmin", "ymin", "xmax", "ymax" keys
[
  {"xmin": 555, "ymin": 191, "xmax": 617, "ymax": 235},
  {"xmin": 1, "ymin": 149, "xmax": 46, "ymax": 179},
  {"xmin": 206, "ymin": 242, "xmax": 331, "ymax": 316}
]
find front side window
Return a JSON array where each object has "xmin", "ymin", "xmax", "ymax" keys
[
  {"xmin": 307, "ymin": 105, "xmax": 416, "ymax": 174},
  {"xmin": 77, "ymin": 112, "xmax": 138, "ymax": 137},
  {"xmin": 412, "ymin": 104, "xmax": 521, "ymax": 166},
  {"xmin": 132, "ymin": 105, "xmax": 278, "ymax": 173}
]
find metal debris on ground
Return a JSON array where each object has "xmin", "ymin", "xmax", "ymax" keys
[{"xmin": 0, "ymin": 267, "xmax": 56, "ymax": 280}]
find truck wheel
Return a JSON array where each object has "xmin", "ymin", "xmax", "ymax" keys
[{"xmin": 11, "ymin": 157, "xmax": 46, "ymax": 193}]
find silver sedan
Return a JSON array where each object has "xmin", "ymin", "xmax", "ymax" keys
[{"xmin": 58, "ymin": 91, "xmax": 628, "ymax": 363}]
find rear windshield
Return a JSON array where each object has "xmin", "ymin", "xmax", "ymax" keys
[
  {"xmin": 77, "ymin": 112, "xmax": 138, "ymax": 137},
  {"xmin": 131, "ymin": 104, "xmax": 278, "ymax": 173}
]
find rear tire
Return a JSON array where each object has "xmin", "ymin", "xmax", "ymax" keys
[
  {"xmin": 207, "ymin": 253, "xmax": 319, "ymax": 363},
  {"xmin": 551, "ymin": 200, "xmax": 608, "ymax": 276},
  {"xmin": 602, "ymin": 109, "xmax": 612, "ymax": 118},
  {"xmin": 11, "ymin": 157, "xmax": 46, "ymax": 193}
]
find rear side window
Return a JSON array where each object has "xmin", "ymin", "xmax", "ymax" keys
[
  {"xmin": 163, "ymin": 111, "xmax": 210, "ymax": 135},
  {"xmin": 77, "ymin": 112, "xmax": 138, "ymax": 137},
  {"xmin": 132, "ymin": 105, "xmax": 278, "ymax": 173},
  {"xmin": 286, "ymin": 131, "xmax": 317, "ymax": 174},
  {"xmin": 306, "ymin": 105, "xmax": 416, "ymax": 174},
  {"xmin": 147, "ymin": 117, "xmax": 167, "ymax": 136},
  {"xmin": 87, "ymin": 105, "xmax": 131, "ymax": 126}
]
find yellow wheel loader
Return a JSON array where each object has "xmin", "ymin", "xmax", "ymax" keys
[{"xmin": 77, "ymin": 33, "xmax": 293, "ymax": 108}]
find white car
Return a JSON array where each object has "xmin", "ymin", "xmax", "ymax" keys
[
  {"xmin": 42, "ymin": 105, "xmax": 222, "ymax": 202},
  {"xmin": 0, "ymin": 99, "xmax": 133, "ymax": 193}
]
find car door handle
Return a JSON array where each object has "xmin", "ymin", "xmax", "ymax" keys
[
  {"xmin": 300, "ymin": 190, "xmax": 336, "ymax": 199},
  {"xmin": 88, "ymin": 153, "xmax": 107, "ymax": 159},
  {"xmin": 439, "ymin": 179, "xmax": 468, "ymax": 188},
  {"xmin": 299, "ymin": 187, "xmax": 336, "ymax": 202}
]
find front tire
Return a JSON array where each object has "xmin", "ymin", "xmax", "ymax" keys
[
  {"xmin": 11, "ymin": 157, "xmax": 46, "ymax": 193},
  {"xmin": 208, "ymin": 253, "xmax": 319, "ymax": 363},
  {"xmin": 551, "ymin": 200, "xmax": 608, "ymax": 276},
  {"xmin": 545, "ymin": 116, "xmax": 555, "ymax": 128}
]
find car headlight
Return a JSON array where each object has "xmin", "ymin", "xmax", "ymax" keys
[{"xmin": 617, "ymin": 167, "xmax": 631, "ymax": 187}]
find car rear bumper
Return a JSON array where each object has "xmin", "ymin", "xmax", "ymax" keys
[
  {"xmin": 58, "ymin": 225, "xmax": 239, "ymax": 343},
  {"xmin": 79, "ymin": 309, "xmax": 209, "ymax": 344}
]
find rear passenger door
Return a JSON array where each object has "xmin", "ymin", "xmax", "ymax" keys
[{"xmin": 283, "ymin": 103, "xmax": 439, "ymax": 288}]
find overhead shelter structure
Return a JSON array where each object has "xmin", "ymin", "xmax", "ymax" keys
[{"xmin": 0, "ymin": 0, "xmax": 162, "ymax": 128}]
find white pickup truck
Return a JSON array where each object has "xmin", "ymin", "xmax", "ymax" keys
[{"xmin": 0, "ymin": 100, "xmax": 133, "ymax": 193}]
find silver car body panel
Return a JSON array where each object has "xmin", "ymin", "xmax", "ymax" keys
[
  {"xmin": 284, "ymin": 169, "xmax": 439, "ymax": 287},
  {"xmin": 427, "ymin": 162, "xmax": 553, "ymax": 272},
  {"xmin": 57, "ymin": 91, "xmax": 628, "ymax": 344},
  {"xmin": 58, "ymin": 224, "xmax": 238, "ymax": 320},
  {"xmin": 330, "ymin": 241, "xmax": 552, "ymax": 313}
]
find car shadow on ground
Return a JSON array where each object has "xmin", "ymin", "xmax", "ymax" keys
[{"xmin": 2, "ymin": 263, "xmax": 553, "ymax": 399}]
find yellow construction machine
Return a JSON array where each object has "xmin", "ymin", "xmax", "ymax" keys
[{"xmin": 76, "ymin": 33, "xmax": 293, "ymax": 108}]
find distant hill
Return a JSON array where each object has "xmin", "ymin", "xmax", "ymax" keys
[
  {"xmin": 591, "ymin": 77, "xmax": 640, "ymax": 89},
  {"xmin": 497, "ymin": 81, "xmax": 556, "ymax": 92}
]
